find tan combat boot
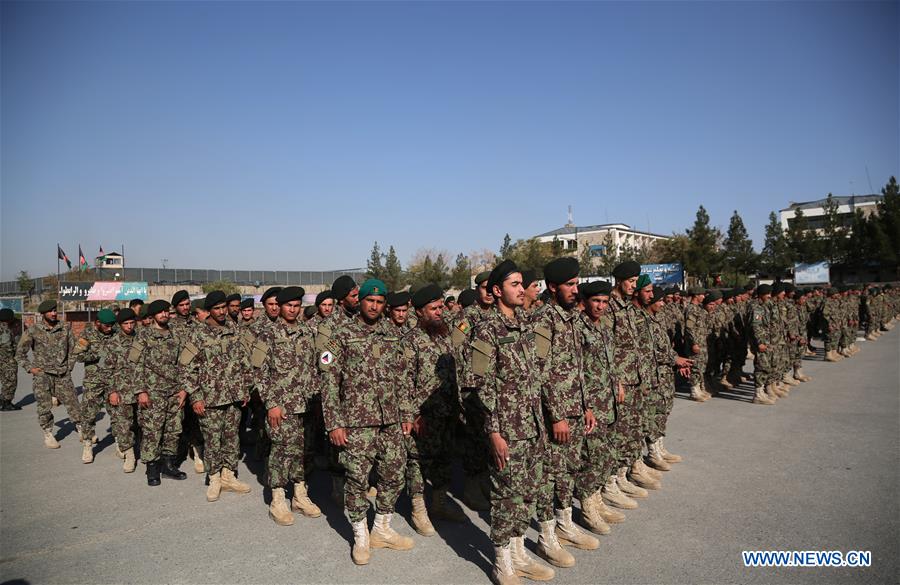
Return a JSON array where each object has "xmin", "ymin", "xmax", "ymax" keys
[
  {"xmin": 659, "ymin": 438, "xmax": 682, "ymax": 463},
  {"xmin": 81, "ymin": 440, "xmax": 94, "ymax": 464},
  {"xmin": 269, "ymin": 488, "xmax": 294, "ymax": 526},
  {"xmin": 616, "ymin": 467, "xmax": 648, "ymax": 499},
  {"xmin": 351, "ymin": 519, "xmax": 370, "ymax": 565},
  {"xmin": 430, "ymin": 489, "xmax": 467, "ymax": 522},
  {"xmin": 123, "ymin": 447, "xmax": 136, "ymax": 473},
  {"xmin": 192, "ymin": 447, "xmax": 204, "ymax": 474},
  {"xmin": 370, "ymin": 512, "xmax": 414, "ymax": 551},
  {"xmin": 718, "ymin": 374, "xmax": 734, "ymax": 389},
  {"xmin": 220, "ymin": 468, "xmax": 252, "ymax": 494},
  {"xmin": 765, "ymin": 383, "xmax": 780, "ymax": 402},
  {"xmin": 555, "ymin": 508, "xmax": 599, "ymax": 550},
  {"xmin": 510, "ymin": 536, "xmax": 555, "ymax": 581},
  {"xmin": 291, "ymin": 481, "xmax": 321, "ymax": 517},
  {"xmin": 536, "ymin": 519, "xmax": 575, "ymax": 568},
  {"xmin": 595, "ymin": 495, "xmax": 626, "ymax": 524},
  {"xmin": 43, "ymin": 429, "xmax": 60, "ymax": 449},
  {"xmin": 629, "ymin": 461, "xmax": 661, "ymax": 491},
  {"xmin": 700, "ymin": 379, "xmax": 715, "ymax": 399},
  {"xmin": 824, "ymin": 350, "xmax": 839, "ymax": 362},
  {"xmin": 865, "ymin": 333, "xmax": 877, "ymax": 341},
  {"xmin": 601, "ymin": 475, "xmax": 638, "ymax": 510},
  {"xmin": 645, "ymin": 440, "xmax": 671, "ymax": 472},
  {"xmin": 331, "ymin": 476, "xmax": 345, "ymax": 509},
  {"xmin": 207, "ymin": 472, "xmax": 222, "ymax": 502},
  {"xmin": 492, "ymin": 543, "xmax": 521, "ymax": 585},
  {"xmin": 690, "ymin": 384, "xmax": 708, "ymax": 402},
  {"xmin": 782, "ymin": 372, "xmax": 799, "ymax": 387},
  {"xmin": 463, "ymin": 474, "xmax": 491, "ymax": 511},
  {"xmin": 753, "ymin": 387, "xmax": 775, "ymax": 405},
  {"xmin": 366, "ymin": 485, "xmax": 378, "ymax": 498},
  {"xmin": 793, "ymin": 366, "xmax": 811, "ymax": 382},
  {"xmin": 410, "ymin": 494, "xmax": 436, "ymax": 536},
  {"xmin": 577, "ymin": 492, "xmax": 610, "ymax": 535},
  {"xmin": 114, "ymin": 443, "xmax": 125, "ymax": 459}
]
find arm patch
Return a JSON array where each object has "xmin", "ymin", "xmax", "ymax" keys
[
  {"xmin": 178, "ymin": 341, "xmax": 200, "ymax": 366},
  {"xmin": 471, "ymin": 338, "xmax": 492, "ymax": 377},
  {"xmin": 250, "ymin": 340, "xmax": 269, "ymax": 368}
]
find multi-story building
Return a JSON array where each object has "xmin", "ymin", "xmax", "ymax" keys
[
  {"xmin": 779, "ymin": 194, "xmax": 882, "ymax": 234},
  {"xmin": 534, "ymin": 222, "xmax": 669, "ymax": 257}
]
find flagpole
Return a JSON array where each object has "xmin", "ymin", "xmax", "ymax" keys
[{"xmin": 56, "ymin": 244, "xmax": 63, "ymax": 321}]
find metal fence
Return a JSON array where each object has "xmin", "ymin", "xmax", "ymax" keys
[{"xmin": 0, "ymin": 267, "xmax": 366, "ymax": 295}]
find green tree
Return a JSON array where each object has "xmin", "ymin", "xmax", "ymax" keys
[
  {"xmin": 685, "ymin": 205, "xmax": 722, "ymax": 281},
  {"xmin": 875, "ymin": 176, "xmax": 900, "ymax": 265},
  {"xmin": 383, "ymin": 245, "xmax": 404, "ymax": 290},
  {"xmin": 722, "ymin": 211, "xmax": 757, "ymax": 279},
  {"xmin": 17, "ymin": 270, "xmax": 34, "ymax": 296},
  {"xmin": 550, "ymin": 236, "xmax": 564, "ymax": 256},
  {"xmin": 820, "ymin": 193, "xmax": 846, "ymax": 264},
  {"xmin": 761, "ymin": 212, "xmax": 791, "ymax": 278},
  {"xmin": 499, "ymin": 233, "xmax": 513, "ymax": 260},
  {"xmin": 785, "ymin": 207, "xmax": 821, "ymax": 263},
  {"xmin": 578, "ymin": 242, "xmax": 597, "ymax": 276},
  {"xmin": 594, "ymin": 232, "xmax": 620, "ymax": 276},
  {"xmin": 449, "ymin": 253, "xmax": 471, "ymax": 289},
  {"xmin": 365, "ymin": 241, "xmax": 386, "ymax": 281},
  {"xmin": 508, "ymin": 238, "xmax": 556, "ymax": 276},
  {"xmin": 202, "ymin": 280, "xmax": 240, "ymax": 296}
]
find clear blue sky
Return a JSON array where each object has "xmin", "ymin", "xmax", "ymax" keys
[{"xmin": 2, "ymin": 1, "xmax": 897, "ymax": 281}]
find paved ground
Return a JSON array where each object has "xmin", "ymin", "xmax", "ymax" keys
[{"xmin": 1, "ymin": 329, "xmax": 897, "ymax": 585}]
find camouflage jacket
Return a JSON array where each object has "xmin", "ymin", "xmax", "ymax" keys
[
  {"xmin": 822, "ymin": 298, "xmax": 842, "ymax": 329},
  {"xmin": 649, "ymin": 312, "xmax": 678, "ymax": 384},
  {"xmin": 16, "ymin": 320, "xmax": 75, "ymax": 376},
  {"xmin": 73, "ymin": 325, "xmax": 117, "ymax": 389},
  {"xmin": 249, "ymin": 314, "xmax": 279, "ymax": 338},
  {"xmin": 319, "ymin": 315, "xmax": 413, "ymax": 431},
  {"xmin": 168, "ymin": 314, "xmax": 197, "ymax": 335},
  {"xmin": 609, "ymin": 295, "xmax": 655, "ymax": 387},
  {"xmin": 184, "ymin": 320, "xmax": 252, "ymax": 408},
  {"xmin": 469, "ymin": 307, "xmax": 543, "ymax": 441},
  {"xmin": 0, "ymin": 322, "xmax": 18, "ymax": 358},
  {"xmin": 452, "ymin": 304, "xmax": 494, "ymax": 390},
  {"xmin": 93, "ymin": 330, "xmax": 141, "ymax": 402},
  {"xmin": 134, "ymin": 325, "xmax": 190, "ymax": 397},
  {"xmin": 683, "ymin": 304, "xmax": 710, "ymax": 354},
  {"xmin": 254, "ymin": 319, "xmax": 318, "ymax": 415},
  {"xmin": 531, "ymin": 302, "xmax": 586, "ymax": 422},
  {"xmin": 401, "ymin": 324, "xmax": 458, "ymax": 418},
  {"xmin": 578, "ymin": 311, "xmax": 615, "ymax": 424},
  {"xmin": 750, "ymin": 298, "xmax": 775, "ymax": 346}
]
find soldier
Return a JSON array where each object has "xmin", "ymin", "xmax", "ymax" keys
[
  {"xmin": 319, "ymin": 279, "xmax": 416, "ymax": 566},
  {"xmin": 73, "ymin": 308, "xmax": 118, "ymax": 463},
  {"xmin": 470, "ymin": 260, "xmax": 554, "ymax": 585},
  {"xmin": 444, "ymin": 295, "xmax": 458, "ymax": 314},
  {"xmin": 168, "ymin": 289, "xmax": 204, "ymax": 473},
  {"xmin": 749, "ymin": 284, "xmax": 778, "ymax": 405},
  {"xmin": 700, "ymin": 290, "xmax": 723, "ymax": 396},
  {"xmin": 786, "ymin": 285, "xmax": 812, "ymax": 384},
  {"xmin": 457, "ymin": 288, "xmax": 476, "ymax": 310},
  {"xmin": 522, "ymin": 270, "xmax": 541, "ymax": 313},
  {"xmin": 239, "ymin": 298, "xmax": 255, "ymax": 325},
  {"xmin": 128, "ymin": 298, "xmax": 144, "ymax": 318},
  {"xmin": 330, "ymin": 275, "xmax": 360, "ymax": 325},
  {"xmin": 135, "ymin": 299, "xmax": 190, "ymax": 486},
  {"xmin": 226, "ymin": 293, "xmax": 242, "ymax": 323},
  {"xmin": 250, "ymin": 287, "xmax": 283, "ymax": 336},
  {"xmin": 16, "ymin": 300, "xmax": 84, "ymax": 449},
  {"xmin": 184, "ymin": 290, "xmax": 253, "ymax": 501},
  {"xmin": 314, "ymin": 290, "xmax": 335, "ymax": 321},
  {"xmin": 255, "ymin": 286, "xmax": 322, "ymax": 525},
  {"xmin": 683, "ymin": 288, "xmax": 711, "ymax": 402},
  {"xmin": 823, "ymin": 287, "xmax": 844, "ymax": 362},
  {"xmin": 168, "ymin": 290, "xmax": 193, "ymax": 332},
  {"xmin": 94, "ymin": 308, "xmax": 141, "ymax": 472},
  {"xmin": 386, "ymin": 291, "xmax": 412, "ymax": 333},
  {"xmin": 531, "ymin": 257, "xmax": 599, "ymax": 569},
  {"xmin": 0, "ymin": 308, "xmax": 21, "ymax": 411}
]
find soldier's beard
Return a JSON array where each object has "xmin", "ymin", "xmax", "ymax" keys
[
  {"xmin": 421, "ymin": 317, "xmax": 449, "ymax": 338},
  {"xmin": 555, "ymin": 291, "xmax": 577, "ymax": 311}
]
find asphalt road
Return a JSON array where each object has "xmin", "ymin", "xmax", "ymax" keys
[{"xmin": 1, "ymin": 330, "xmax": 898, "ymax": 585}]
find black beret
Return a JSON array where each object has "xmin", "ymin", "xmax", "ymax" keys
[
  {"xmin": 204, "ymin": 291, "xmax": 227, "ymax": 310},
  {"xmin": 612, "ymin": 260, "xmax": 641, "ymax": 281},
  {"xmin": 772, "ymin": 282, "xmax": 785, "ymax": 294},
  {"xmin": 225, "ymin": 293, "xmax": 242, "ymax": 303},
  {"xmin": 191, "ymin": 298, "xmax": 205, "ymax": 312},
  {"xmin": 722, "ymin": 289, "xmax": 734, "ymax": 301},
  {"xmin": 303, "ymin": 305, "xmax": 317, "ymax": 318},
  {"xmin": 543, "ymin": 257, "xmax": 580, "ymax": 285},
  {"xmin": 488, "ymin": 260, "xmax": 519, "ymax": 294},
  {"xmin": 474, "ymin": 271, "xmax": 491, "ymax": 285},
  {"xmin": 579, "ymin": 280, "xmax": 612, "ymax": 298},
  {"xmin": 116, "ymin": 308, "xmax": 136, "ymax": 323},
  {"xmin": 139, "ymin": 304, "xmax": 151, "ymax": 318},
  {"xmin": 171, "ymin": 290, "xmax": 190, "ymax": 306},
  {"xmin": 38, "ymin": 300, "xmax": 57, "ymax": 313},
  {"xmin": 147, "ymin": 299, "xmax": 171, "ymax": 316},
  {"xmin": 412, "ymin": 284, "xmax": 443, "ymax": 309},
  {"xmin": 458, "ymin": 289, "xmax": 477, "ymax": 308},
  {"xmin": 784, "ymin": 283, "xmax": 795, "ymax": 293},
  {"xmin": 261, "ymin": 287, "xmax": 282, "ymax": 302},
  {"xmin": 757, "ymin": 284, "xmax": 772, "ymax": 295},
  {"xmin": 703, "ymin": 289, "xmax": 723, "ymax": 304},
  {"xmin": 315, "ymin": 290, "xmax": 334, "ymax": 306},
  {"xmin": 521, "ymin": 270, "xmax": 537, "ymax": 288},
  {"xmin": 650, "ymin": 288, "xmax": 665, "ymax": 304},
  {"xmin": 0, "ymin": 308, "xmax": 14, "ymax": 322},
  {"xmin": 386, "ymin": 291, "xmax": 411, "ymax": 308},
  {"xmin": 688, "ymin": 287, "xmax": 705, "ymax": 296},
  {"xmin": 276, "ymin": 286, "xmax": 305, "ymax": 305},
  {"xmin": 332, "ymin": 275, "xmax": 357, "ymax": 300},
  {"xmin": 240, "ymin": 298, "xmax": 254, "ymax": 310},
  {"xmin": 744, "ymin": 283, "xmax": 755, "ymax": 292}
]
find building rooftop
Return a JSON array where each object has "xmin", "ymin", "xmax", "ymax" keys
[
  {"xmin": 536, "ymin": 223, "xmax": 668, "ymax": 239},
  {"xmin": 781, "ymin": 194, "xmax": 882, "ymax": 213}
]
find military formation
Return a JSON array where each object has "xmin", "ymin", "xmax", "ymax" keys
[{"xmin": 1, "ymin": 268, "xmax": 897, "ymax": 584}]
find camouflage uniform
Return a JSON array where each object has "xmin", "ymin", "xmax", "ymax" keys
[
  {"xmin": 73, "ymin": 325, "xmax": 116, "ymax": 440},
  {"xmin": 135, "ymin": 325, "xmax": 189, "ymax": 463},
  {"xmin": 319, "ymin": 316, "xmax": 414, "ymax": 523},
  {"xmin": 648, "ymin": 310, "xmax": 678, "ymax": 441},
  {"xmin": 169, "ymin": 315, "xmax": 205, "ymax": 460},
  {"xmin": 469, "ymin": 308, "xmax": 545, "ymax": 546},
  {"xmin": 0, "ymin": 321, "xmax": 19, "ymax": 404},
  {"xmin": 683, "ymin": 303, "xmax": 710, "ymax": 387},
  {"xmin": 452, "ymin": 305, "xmax": 493, "ymax": 480},
  {"xmin": 93, "ymin": 328, "xmax": 141, "ymax": 450},
  {"xmin": 578, "ymin": 312, "xmax": 618, "ymax": 494},
  {"xmin": 750, "ymin": 298, "xmax": 776, "ymax": 387},
  {"xmin": 16, "ymin": 320, "xmax": 82, "ymax": 432}
]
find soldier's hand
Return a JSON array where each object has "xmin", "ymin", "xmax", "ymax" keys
[
  {"xmin": 552, "ymin": 419, "xmax": 571, "ymax": 443},
  {"xmin": 109, "ymin": 392, "xmax": 120, "ymax": 407},
  {"xmin": 329, "ymin": 427, "xmax": 348, "ymax": 447},
  {"xmin": 584, "ymin": 409, "xmax": 597, "ymax": 435},
  {"xmin": 691, "ymin": 344, "xmax": 700, "ymax": 355},
  {"xmin": 192, "ymin": 400, "xmax": 206, "ymax": 416},
  {"xmin": 267, "ymin": 406, "xmax": 285, "ymax": 430},
  {"xmin": 137, "ymin": 392, "xmax": 151, "ymax": 408},
  {"xmin": 29, "ymin": 367, "xmax": 42, "ymax": 375},
  {"xmin": 616, "ymin": 383, "xmax": 625, "ymax": 404},
  {"xmin": 412, "ymin": 415, "xmax": 425, "ymax": 437},
  {"xmin": 678, "ymin": 366, "xmax": 691, "ymax": 378},
  {"xmin": 758, "ymin": 343, "xmax": 767, "ymax": 353},
  {"xmin": 489, "ymin": 432, "xmax": 509, "ymax": 471},
  {"xmin": 401, "ymin": 422, "xmax": 414, "ymax": 436},
  {"xmin": 176, "ymin": 390, "xmax": 187, "ymax": 408},
  {"xmin": 674, "ymin": 356, "xmax": 693, "ymax": 368}
]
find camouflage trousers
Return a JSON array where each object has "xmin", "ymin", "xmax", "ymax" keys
[
  {"xmin": 824, "ymin": 327, "xmax": 839, "ymax": 352},
  {"xmin": 647, "ymin": 376, "xmax": 675, "ymax": 441},
  {"xmin": 79, "ymin": 382, "xmax": 106, "ymax": 439},
  {"xmin": 490, "ymin": 435, "xmax": 544, "ymax": 546},
  {"xmin": 0, "ymin": 355, "xmax": 17, "ymax": 402},
  {"xmin": 790, "ymin": 341, "xmax": 804, "ymax": 369},
  {"xmin": 690, "ymin": 350, "xmax": 708, "ymax": 386},
  {"xmin": 537, "ymin": 415, "xmax": 604, "ymax": 520},
  {"xmin": 33, "ymin": 372, "xmax": 82, "ymax": 431},
  {"xmin": 108, "ymin": 399, "xmax": 137, "ymax": 451},
  {"xmin": 198, "ymin": 402, "xmax": 242, "ymax": 475},
  {"xmin": 266, "ymin": 411, "xmax": 308, "ymax": 489},
  {"xmin": 584, "ymin": 422, "xmax": 619, "ymax": 491},
  {"xmin": 340, "ymin": 423, "xmax": 406, "ymax": 523},
  {"xmin": 722, "ymin": 344, "xmax": 747, "ymax": 379},
  {"xmin": 405, "ymin": 406, "xmax": 455, "ymax": 496},
  {"xmin": 613, "ymin": 384, "xmax": 645, "ymax": 465},
  {"xmin": 138, "ymin": 392, "xmax": 183, "ymax": 463},
  {"xmin": 460, "ymin": 390, "xmax": 489, "ymax": 478},
  {"xmin": 753, "ymin": 349, "xmax": 776, "ymax": 387}
]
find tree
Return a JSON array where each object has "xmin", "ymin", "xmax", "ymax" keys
[
  {"xmin": 550, "ymin": 235, "xmax": 564, "ymax": 256},
  {"xmin": 507, "ymin": 238, "xmax": 556, "ymax": 276},
  {"xmin": 365, "ymin": 241, "xmax": 386, "ymax": 281},
  {"xmin": 652, "ymin": 234, "xmax": 691, "ymax": 268},
  {"xmin": 17, "ymin": 271, "xmax": 34, "ymax": 296},
  {"xmin": 405, "ymin": 249, "xmax": 451, "ymax": 289},
  {"xmin": 820, "ymin": 193, "xmax": 845, "ymax": 264},
  {"xmin": 685, "ymin": 205, "xmax": 722, "ymax": 281},
  {"xmin": 578, "ymin": 242, "xmax": 597, "ymax": 276},
  {"xmin": 785, "ymin": 207, "xmax": 820, "ymax": 263},
  {"xmin": 594, "ymin": 232, "xmax": 620, "ymax": 277},
  {"xmin": 202, "ymin": 280, "xmax": 240, "ymax": 296},
  {"xmin": 875, "ymin": 176, "xmax": 900, "ymax": 266},
  {"xmin": 761, "ymin": 212, "xmax": 791, "ymax": 278},
  {"xmin": 449, "ymin": 253, "xmax": 471, "ymax": 289},
  {"xmin": 499, "ymin": 234, "xmax": 513, "ymax": 260},
  {"xmin": 722, "ymin": 211, "xmax": 757, "ymax": 279},
  {"xmin": 383, "ymin": 246, "xmax": 404, "ymax": 291}
]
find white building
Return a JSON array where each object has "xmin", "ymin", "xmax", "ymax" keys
[
  {"xmin": 534, "ymin": 223, "xmax": 669, "ymax": 257},
  {"xmin": 95, "ymin": 251, "xmax": 124, "ymax": 270},
  {"xmin": 779, "ymin": 194, "xmax": 882, "ymax": 233}
]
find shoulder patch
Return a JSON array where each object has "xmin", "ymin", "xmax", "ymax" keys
[
  {"xmin": 319, "ymin": 350, "xmax": 335, "ymax": 367},
  {"xmin": 178, "ymin": 340, "xmax": 200, "ymax": 366},
  {"xmin": 250, "ymin": 339, "xmax": 269, "ymax": 368}
]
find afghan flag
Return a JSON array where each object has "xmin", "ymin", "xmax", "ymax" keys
[
  {"xmin": 57, "ymin": 244, "xmax": 72, "ymax": 269},
  {"xmin": 78, "ymin": 245, "xmax": 88, "ymax": 271},
  {"xmin": 96, "ymin": 245, "xmax": 106, "ymax": 268}
]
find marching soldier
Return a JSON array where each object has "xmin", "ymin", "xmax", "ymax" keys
[{"xmin": 73, "ymin": 308, "xmax": 118, "ymax": 463}]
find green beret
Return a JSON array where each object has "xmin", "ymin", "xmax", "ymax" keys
[
  {"xmin": 38, "ymin": 300, "xmax": 57, "ymax": 314},
  {"xmin": 703, "ymin": 290, "xmax": 722, "ymax": 304},
  {"xmin": 636, "ymin": 274, "xmax": 652, "ymax": 289},
  {"xmin": 315, "ymin": 290, "xmax": 334, "ymax": 306},
  {"xmin": 412, "ymin": 284, "xmax": 442, "ymax": 309},
  {"xmin": 98, "ymin": 309, "xmax": 116, "ymax": 325},
  {"xmin": 722, "ymin": 290, "xmax": 734, "ymax": 301},
  {"xmin": 171, "ymin": 290, "xmax": 190, "ymax": 306},
  {"xmin": 0, "ymin": 308, "xmax": 14, "ymax": 322},
  {"xmin": 688, "ymin": 287, "xmax": 705, "ymax": 296},
  {"xmin": 612, "ymin": 260, "xmax": 641, "ymax": 281},
  {"xmin": 488, "ymin": 260, "xmax": 519, "ymax": 293},
  {"xmin": 240, "ymin": 298, "xmax": 254, "ymax": 310},
  {"xmin": 116, "ymin": 308, "xmax": 136, "ymax": 323},
  {"xmin": 261, "ymin": 287, "xmax": 282, "ymax": 302},
  {"xmin": 276, "ymin": 286, "xmax": 305, "ymax": 305},
  {"xmin": 474, "ymin": 271, "xmax": 491, "ymax": 285},
  {"xmin": 146, "ymin": 299, "xmax": 170, "ymax": 316},
  {"xmin": 139, "ymin": 304, "xmax": 151, "ymax": 318},
  {"xmin": 205, "ymin": 291, "xmax": 227, "ymax": 310},
  {"xmin": 332, "ymin": 275, "xmax": 357, "ymax": 300},
  {"xmin": 458, "ymin": 288, "xmax": 477, "ymax": 308},
  {"xmin": 543, "ymin": 257, "xmax": 580, "ymax": 285},
  {"xmin": 579, "ymin": 280, "xmax": 612, "ymax": 298},
  {"xmin": 386, "ymin": 291, "xmax": 411, "ymax": 308},
  {"xmin": 225, "ymin": 293, "xmax": 242, "ymax": 304},
  {"xmin": 303, "ymin": 305, "xmax": 317, "ymax": 318},
  {"xmin": 358, "ymin": 279, "xmax": 387, "ymax": 300},
  {"xmin": 757, "ymin": 284, "xmax": 772, "ymax": 295},
  {"xmin": 744, "ymin": 284, "xmax": 755, "ymax": 292},
  {"xmin": 191, "ymin": 298, "xmax": 205, "ymax": 312}
]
